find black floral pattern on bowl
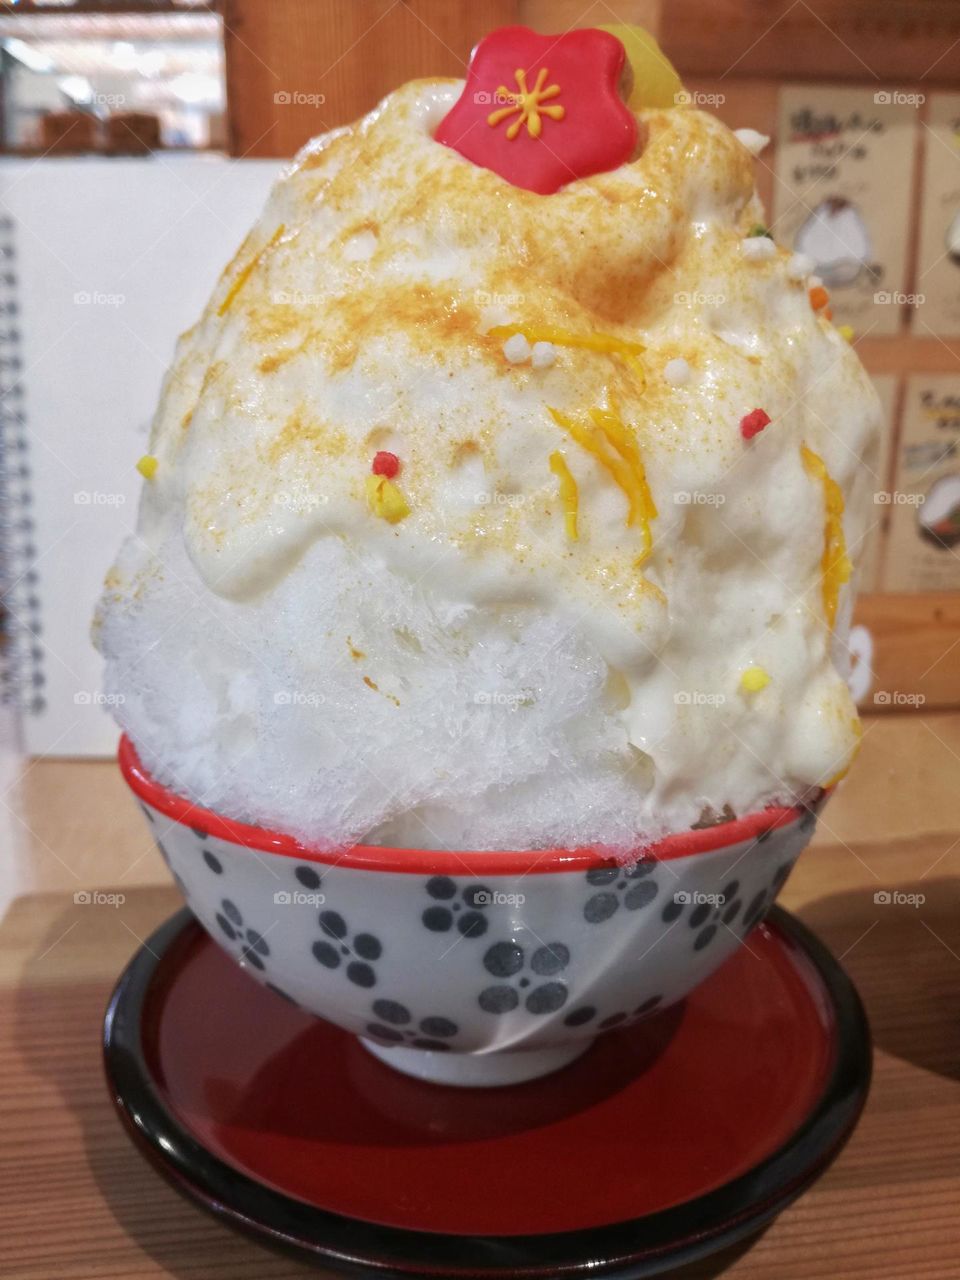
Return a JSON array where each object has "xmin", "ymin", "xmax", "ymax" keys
[
  {"xmin": 364, "ymin": 998, "xmax": 460, "ymax": 1052},
  {"xmin": 420, "ymin": 876, "xmax": 493, "ymax": 939},
  {"xmin": 311, "ymin": 908, "xmax": 382, "ymax": 988},
  {"xmin": 564, "ymin": 992, "xmax": 664, "ymax": 1031},
  {"xmin": 214, "ymin": 898, "xmax": 271, "ymax": 972},
  {"xmin": 583, "ymin": 857, "xmax": 660, "ymax": 923},
  {"xmin": 477, "ymin": 939, "xmax": 570, "ymax": 1015},
  {"xmin": 659, "ymin": 858, "xmax": 797, "ymax": 951}
]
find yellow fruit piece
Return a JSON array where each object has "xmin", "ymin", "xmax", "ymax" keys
[
  {"xmin": 136, "ymin": 454, "xmax": 158, "ymax": 480},
  {"xmin": 740, "ymin": 666, "xmax": 771, "ymax": 693},
  {"xmin": 548, "ymin": 450, "xmax": 579, "ymax": 541},
  {"xmin": 837, "ymin": 325, "xmax": 854, "ymax": 342},
  {"xmin": 599, "ymin": 24, "xmax": 684, "ymax": 111},
  {"xmin": 365, "ymin": 474, "xmax": 410, "ymax": 523},
  {"xmin": 801, "ymin": 445, "xmax": 851, "ymax": 630}
]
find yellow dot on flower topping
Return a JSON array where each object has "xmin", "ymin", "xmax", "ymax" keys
[
  {"xmin": 365, "ymin": 474, "xmax": 410, "ymax": 524},
  {"xmin": 801, "ymin": 444, "xmax": 851, "ymax": 631},
  {"xmin": 136, "ymin": 454, "xmax": 158, "ymax": 480},
  {"xmin": 487, "ymin": 66, "xmax": 565, "ymax": 140},
  {"xmin": 740, "ymin": 666, "xmax": 771, "ymax": 693},
  {"xmin": 548, "ymin": 450, "xmax": 579, "ymax": 541}
]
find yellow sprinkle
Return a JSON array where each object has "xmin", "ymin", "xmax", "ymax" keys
[
  {"xmin": 801, "ymin": 445, "xmax": 851, "ymax": 630},
  {"xmin": 218, "ymin": 223, "xmax": 285, "ymax": 317},
  {"xmin": 548, "ymin": 450, "xmax": 579, "ymax": 541},
  {"xmin": 365, "ymin": 474, "xmax": 410, "ymax": 523},
  {"xmin": 837, "ymin": 325, "xmax": 854, "ymax": 342},
  {"xmin": 489, "ymin": 324, "xmax": 646, "ymax": 386},
  {"xmin": 740, "ymin": 666, "xmax": 771, "ymax": 693},
  {"xmin": 136, "ymin": 454, "xmax": 158, "ymax": 480}
]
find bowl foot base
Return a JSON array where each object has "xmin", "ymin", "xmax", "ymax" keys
[{"xmin": 358, "ymin": 1035, "xmax": 594, "ymax": 1087}]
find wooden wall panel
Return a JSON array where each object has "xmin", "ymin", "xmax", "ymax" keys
[{"xmin": 222, "ymin": 0, "xmax": 663, "ymax": 158}]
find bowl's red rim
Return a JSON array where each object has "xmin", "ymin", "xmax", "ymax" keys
[{"xmin": 118, "ymin": 735, "xmax": 815, "ymax": 876}]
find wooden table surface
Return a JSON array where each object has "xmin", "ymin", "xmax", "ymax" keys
[{"xmin": 1, "ymin": 714, "xmax": 959, "ymax": 1278}]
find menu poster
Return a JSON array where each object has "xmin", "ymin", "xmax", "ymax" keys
[
  {"xmin": 914, "ymin": 93, "xmax": 960, "ymax": 338},
  {"xmin": 858, "ymin": 374, "xmax": 899, "ymax": 592},
  {"xmin": 773, "ymin": 86, "xmax": 918, "ymax": 338},
  {"xmin": 883, "ymin": 376, "xmax": 960, "ymax": 592}
]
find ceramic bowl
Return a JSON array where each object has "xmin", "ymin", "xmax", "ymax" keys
[{"xmin": 120, "ymin": 735, "xmax": 825, "ymax": 1087}]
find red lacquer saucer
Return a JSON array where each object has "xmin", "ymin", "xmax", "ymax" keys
[{"xmin": 103, "ymin": 907, "xmax": 870, "ymax": 1277}]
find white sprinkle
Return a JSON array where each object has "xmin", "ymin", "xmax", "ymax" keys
[
  {"xmin": 734, "ymin": 128, "xmax": 770, "ymax": 157},
  {"xmin": 530, "ymin": 340, "xmax": 557, "ymax": 369},
  {"xmin": 663, "ymin": 357, "xmax": 691, "ymax": 386},
  {"xmin": 786, "ymin": 252, "xmax": 814, "ymax": 281},
  {"xmin": 741, "ymin": 236, "xmax": 776, "ymax": 262},
  {"xmin": 809, "ymin": 274, "xmax": 823, "ymax": 289},
  {"xmin": 502, "ymin": 333, "xmax": 531, "ymax": 364}
]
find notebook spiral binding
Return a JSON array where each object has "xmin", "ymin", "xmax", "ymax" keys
[{"xmin": 0, "ymin": 213, "xmax": 45, "ymax": 717}]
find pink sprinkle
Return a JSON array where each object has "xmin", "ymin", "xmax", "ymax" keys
[
  {"xmin": 740, "ymin": 409, "xmax": 771, "ymax": 440},
  {"xmin": 372, "ymin": 451, "xmax": 400, "ymax": 478}
]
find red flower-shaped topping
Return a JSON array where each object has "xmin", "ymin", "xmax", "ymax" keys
[{"xmin": 434, "ymin": 26, "xmax": 637, "ymax": 195}]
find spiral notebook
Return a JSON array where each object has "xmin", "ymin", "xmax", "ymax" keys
[{"xmin": 0, "ymin": 155, "xmax": 281, "ymax": 757}]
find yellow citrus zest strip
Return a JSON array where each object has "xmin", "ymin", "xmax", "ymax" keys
[
  {"xmin": 218, "ymin": 223, "xmax": 286, "ymax": 317},
  {"xmin": 136, "ymin": 454, "xmax": 158, "ymax": 480},
  {"xmin": 365, "ymin": 474, "xmax": 411, "ymax": 524},
  {"xmin": 548, "ymin": 450, "xmax": 579, "ymax": 542},
  {"xmin": 489, "ymin": 324, "xmax": 646, "ymax": 386},
  {"xmin": 740, "ymin": 666, "xmax": 770, "ymax": 693},
  {"xmin": 801, "ymin": 444, "xmax": 851, "ymax": 630},
  {"xmin": 548, "ymin": 403, "xmax": 657, "ymax": 561}
]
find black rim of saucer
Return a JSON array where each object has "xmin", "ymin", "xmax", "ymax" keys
[{"xmin": 103, "ymin": 906, "xmax": 871, "ymax": 1279}]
